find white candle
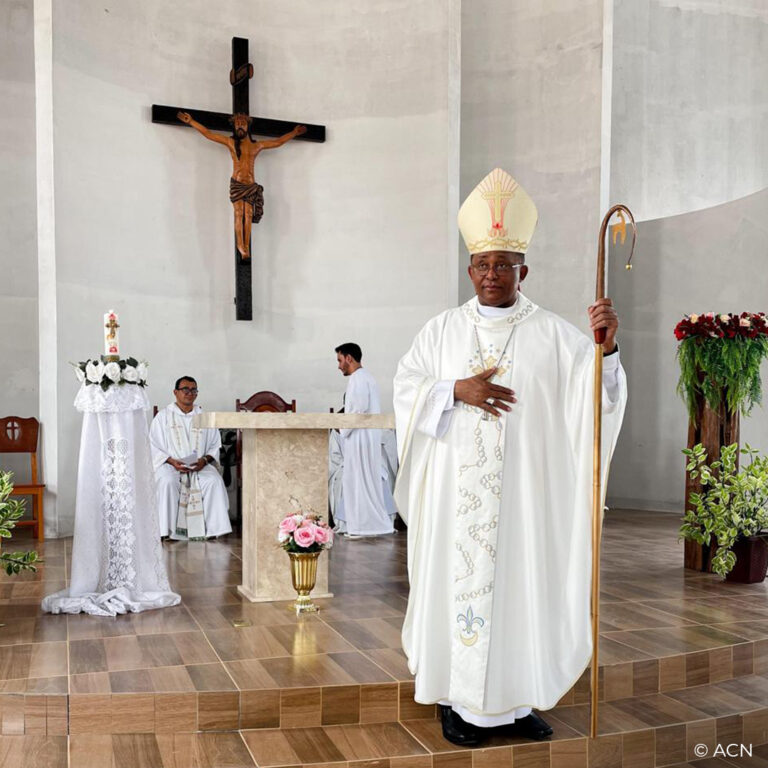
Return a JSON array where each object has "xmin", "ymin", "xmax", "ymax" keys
[{"xmin": 104, "ymin": 310, "xmax": 120, "ymax": 357}]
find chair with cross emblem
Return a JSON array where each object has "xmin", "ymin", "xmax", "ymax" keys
[{"xmin": 0, "ymin": 417, "xmax": 45, "ymax": 540}]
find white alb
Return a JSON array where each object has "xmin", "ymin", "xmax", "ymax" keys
[{"xmin": 332, "ymin": 368, "xmax": 397, "ymax": 536}]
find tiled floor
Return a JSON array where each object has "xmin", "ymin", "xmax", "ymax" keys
[
  {"xmin": 2, "ymin": 510, "xmax": 767, "ymax": 698},
  {"xmin": 1, "ymin": 509, "xmax": 768, "ymax": 766}
]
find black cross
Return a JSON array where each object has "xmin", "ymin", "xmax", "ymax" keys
[{"xmin": 152, "ymin": 37, "xmax": 326, "ymax": 321}]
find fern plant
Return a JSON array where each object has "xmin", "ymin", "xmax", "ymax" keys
[
  {"xmin": 675, "ymin": 312, "xmax": 768, "ymax": 423},
  {"xmin": 0, "ymin": 471, "xmax": 40, "ymax": 575},
  {"xmin": 680, "ymin": 443, "xmax": 768, "ymax": 577}
]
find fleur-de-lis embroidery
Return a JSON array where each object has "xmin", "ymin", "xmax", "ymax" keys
[{"xmin": 457, "ymin": 605, "xmax": 485, "ymax": 647}]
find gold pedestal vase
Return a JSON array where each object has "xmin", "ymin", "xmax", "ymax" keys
[{"xmin": 288, "ymin": 550, "xmax": 321, "ymax": 614}]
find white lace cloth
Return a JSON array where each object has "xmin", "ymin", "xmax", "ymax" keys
[{"xmin": 41, "ymin": 384, "xmax": 180, "ymax": 617}]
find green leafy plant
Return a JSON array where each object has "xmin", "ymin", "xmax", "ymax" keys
[
  {"xmin": 0, "ymin": 471, "xmax": 40, "ymax": 575},
  {"xmin": 680, "ymin": 443, "xmax": 768, "ymax": 577},
  {"xmin": 675, "ymin": 312, "xmax": 768, "ymax": 422}
]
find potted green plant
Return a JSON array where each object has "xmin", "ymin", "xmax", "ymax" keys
[
  {"xmin": 680, "ymin": 443, "xmax": 768, "ymax": 582},
  {"xmin": 0, "ymin": 471, "xmax": 40, "ymax": 575},
  {"xmin": 675, "ymin": 312, "xmax": 768, "ymax": 572}
]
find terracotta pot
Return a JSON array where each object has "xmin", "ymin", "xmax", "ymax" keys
[
  {"xmin": 287, "ymin": 550, "xmax": 321, "ymax": 613},
  {"xmin": 725, "ymin": 536, "xmax": 768, "ymax": 584}
]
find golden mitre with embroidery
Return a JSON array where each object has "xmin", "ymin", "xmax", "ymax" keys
[{"xmin": 458, "ymin": 168, "xmax": 538, "ymax": 256}]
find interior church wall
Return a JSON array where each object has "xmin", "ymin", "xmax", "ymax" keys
[
  {"xmin": 610, "ymin": 0, "xmax": 768, "ymax": 222},
  {"xmin": 608, "ymin": 187, "xmax": 768, "ymax": 512},
  {"xmin": 607, "ymin": 0, "xmax": 768, "ymax": 511},
  {"xmin": 0, "ymin": 0, "xmax": 38, "ymax": 478},
  {"xmin": 459, "ymin": 0, "xmax": 605, "ymax": 330},
  {"xmin": 42, "ymin": 0, "xmax": 461, "ymax": 534}
]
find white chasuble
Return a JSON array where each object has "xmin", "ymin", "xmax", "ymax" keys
[{"xmin": 393, "ymin": 293, "xmax": 627, "ymax": 717}]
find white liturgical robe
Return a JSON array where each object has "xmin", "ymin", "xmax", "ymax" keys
[
  {"xmin": 334, "ymin": 368, "xmax": 396, "ymax": 536},
  {"xmin": 150, "ymin": 403, "xmax": 232, "ymax": 540},
  {"xmin": 393, "ymin": 293, "xmax": 627, "ymax": 725}
]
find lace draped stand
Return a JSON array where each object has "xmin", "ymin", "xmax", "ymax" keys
[{"xmin": 42, "ymin": 385, "xmax": 180, "ymax": 617}]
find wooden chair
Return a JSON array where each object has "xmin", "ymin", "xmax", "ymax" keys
[
  {"xmin": 0, "ymin": 417, "xmax": 45, "ymax": 540},
  {"xmin": 235, "ymin": 392, "xmax": 296, "ymax": 522}
]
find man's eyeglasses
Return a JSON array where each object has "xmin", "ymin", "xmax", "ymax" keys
[
  {"xmin": 471, "ymin": 263, "xmax": 522, "ymax": 275},
  {"xmin": 177, "ymin": 387, "xmax": 198, "ymax": 395}
]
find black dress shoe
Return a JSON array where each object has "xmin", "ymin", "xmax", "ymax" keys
[
  {"xmin": 439, "ymin": 705, "xmax": 486, "ymax": 747},
  {"xmin": 513, "ymin": 711, "xmax": 554, "ymax": 740}
]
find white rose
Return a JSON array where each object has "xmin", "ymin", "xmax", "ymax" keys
[
  {"xmin": 122, "ymin": 365, "xmax": 139, "ymax": 383},
  {"xmin": 689, "ymin": 314, "xmax": 699, "ymax": 323},
  {"xmin": 719, "ymin": 314, "xmax": 730, "ymax": 323},
  {"xmin": 137, "ymin": 362, "xmax": 148, "ymax": 383},
  {"xmin": 740, "ymin": 317, "xmax": 752, "ymax": 327},
  {"xmin": 278, "ymin": 531, "xmax": 290, "ymax": 543},
  {"xmin": 292, "ymin": 513, "xmax": 304, "ymax": 524},
  {"xmin": 85, "ymin": 360, "xmax": 104, "ymax": 383},
  {"xmin": 104, "ymin": 362, "xmax": 121, "ymax": 382},
  {"xmin": 75, "ymin": 366, "xmax": 86, "ymax": 383}
]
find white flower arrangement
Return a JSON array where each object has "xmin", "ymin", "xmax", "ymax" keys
[{"xmin": 71, "ymin": 357, "xmax": 149, "ymax": 391}]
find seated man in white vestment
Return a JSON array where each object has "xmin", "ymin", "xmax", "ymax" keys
[
  {"xmin": 394, "ymin": 169, "xmax": 627, "ymax": 747},
  {"xmin": 331, "ymin": 343, "xmax": 397, "ymax": 537},
  {"xmin": 150, "ymin": 376, "xmax": 232, "ymax": 540}
]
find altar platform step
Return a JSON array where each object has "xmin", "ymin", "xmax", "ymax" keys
[
  {"xmin": 2, "ymin": 510, "xmax": 768, "ymax": 764},
  {"xmin": 2, "ymin": 671, "xmax": 768, "ymax": 766},
  {"xmin": 3, "ymin": 689, "xmax": 768, "ymax": 768}
]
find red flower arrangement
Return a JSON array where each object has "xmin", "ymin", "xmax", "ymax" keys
[
  {"xmin": 674, "ymin": 312, "xmax": 768, "ymax": 341},
  {"xmin": 675, "ymin": 311, "xmax": 768, "ymax": 422}
]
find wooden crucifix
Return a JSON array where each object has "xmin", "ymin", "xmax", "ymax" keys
[{"xmin": 152, "ymin": 37, "xmax": 325, "ymax": 321}]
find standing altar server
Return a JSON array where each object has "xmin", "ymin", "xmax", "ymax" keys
[
  {"xmin": 333, "ymin": 343, "xmax": 396, "ymax": 537},
  {"xmin": 393, "ymin": 168, "xmax": 627, "ymax": 746},
  {"xmin": 150, "ymin": 376, "xmax": 231, "ymax": 540}
]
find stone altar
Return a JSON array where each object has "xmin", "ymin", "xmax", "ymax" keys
[{"xmin": 194, "ymin": 412, "xmax": 396, "ymax": 602}]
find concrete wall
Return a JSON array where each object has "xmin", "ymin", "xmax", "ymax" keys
[
  {"xmin": 0, "ymin": 0, "xmax": 38, "ymax": 479},
  {"xmin": 611, "ymin": 0, "xmax": 768, "ymax": 222},
  {"xmin": 42, "ymin": 0, "xmax": 460, "ymax": 534},
  {"xmin": 460, "ymin": 0, "xmax": 605, "ymax": 332},
  {"xmin": 608, "ymin": 187, "xmax": 768, "ymax": 512}
]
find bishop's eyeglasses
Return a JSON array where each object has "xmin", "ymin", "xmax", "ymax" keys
[
  {"xmin": 470, "ymin": 263, "xmax": 522, "ymax": 275},
  {"xmin": 177, "ymin": 387, "xmax": 199, "ymax": 394}
]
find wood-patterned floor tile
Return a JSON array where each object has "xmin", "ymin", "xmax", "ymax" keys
[
  {"xmin": 225, "ymin": 659, "xmax": 278, "ymax": 690},
  {"xmin": 0, "ymin": 616, "xmax": 68, "ymax": 646},
  {"xmin": 602, "ymin": 626, "xmax": 751, "ymax": 657},
  {"xmin": 241, "ymin": 726, "xmax": 344, "ymax": 766},
  {"xmin": 0, "ymin": 735, "xmax": 67, "ymax": 768},
  {"xmin": 324, "ymin": 721, "xmax": 428, "ymax": 760},
  {"xmin": 0, "ymin": 642, "xmax": 67, "ymax": 681},
  {"xmin": 67, "ymin": 605, "xmax": 197, "ymax": 641},
  {"xmin": 363, "ymin": 649, "xmax": 412, "ymax": 681},
  {"xmin": 205, "ymin": 622, "xmax": 354, "ymax": 662},
  {"xmin": 324, "ymin": 618, "xmax": 404, "ymax": 651},
  {"xmin": 641, "ymin": 598, "xmax": 768, "ymax": 626}
]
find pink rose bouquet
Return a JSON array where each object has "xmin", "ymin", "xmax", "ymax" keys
[{"xmin": 277, "ymin": 510, "xmax": 334, "ymax": 553}]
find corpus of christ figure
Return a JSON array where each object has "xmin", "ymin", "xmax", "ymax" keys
[{"xmin": 177, "ymin": 111, "xmax": 306, "ymax": 261}]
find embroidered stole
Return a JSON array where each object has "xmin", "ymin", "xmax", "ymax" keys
[
  {"xmin": 450, "ymin": 295, "xmax": 536, "ymax": 710},
  {"xmin": 168, "ymin": 408, "xmax": 206, "ymax": 539}
]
